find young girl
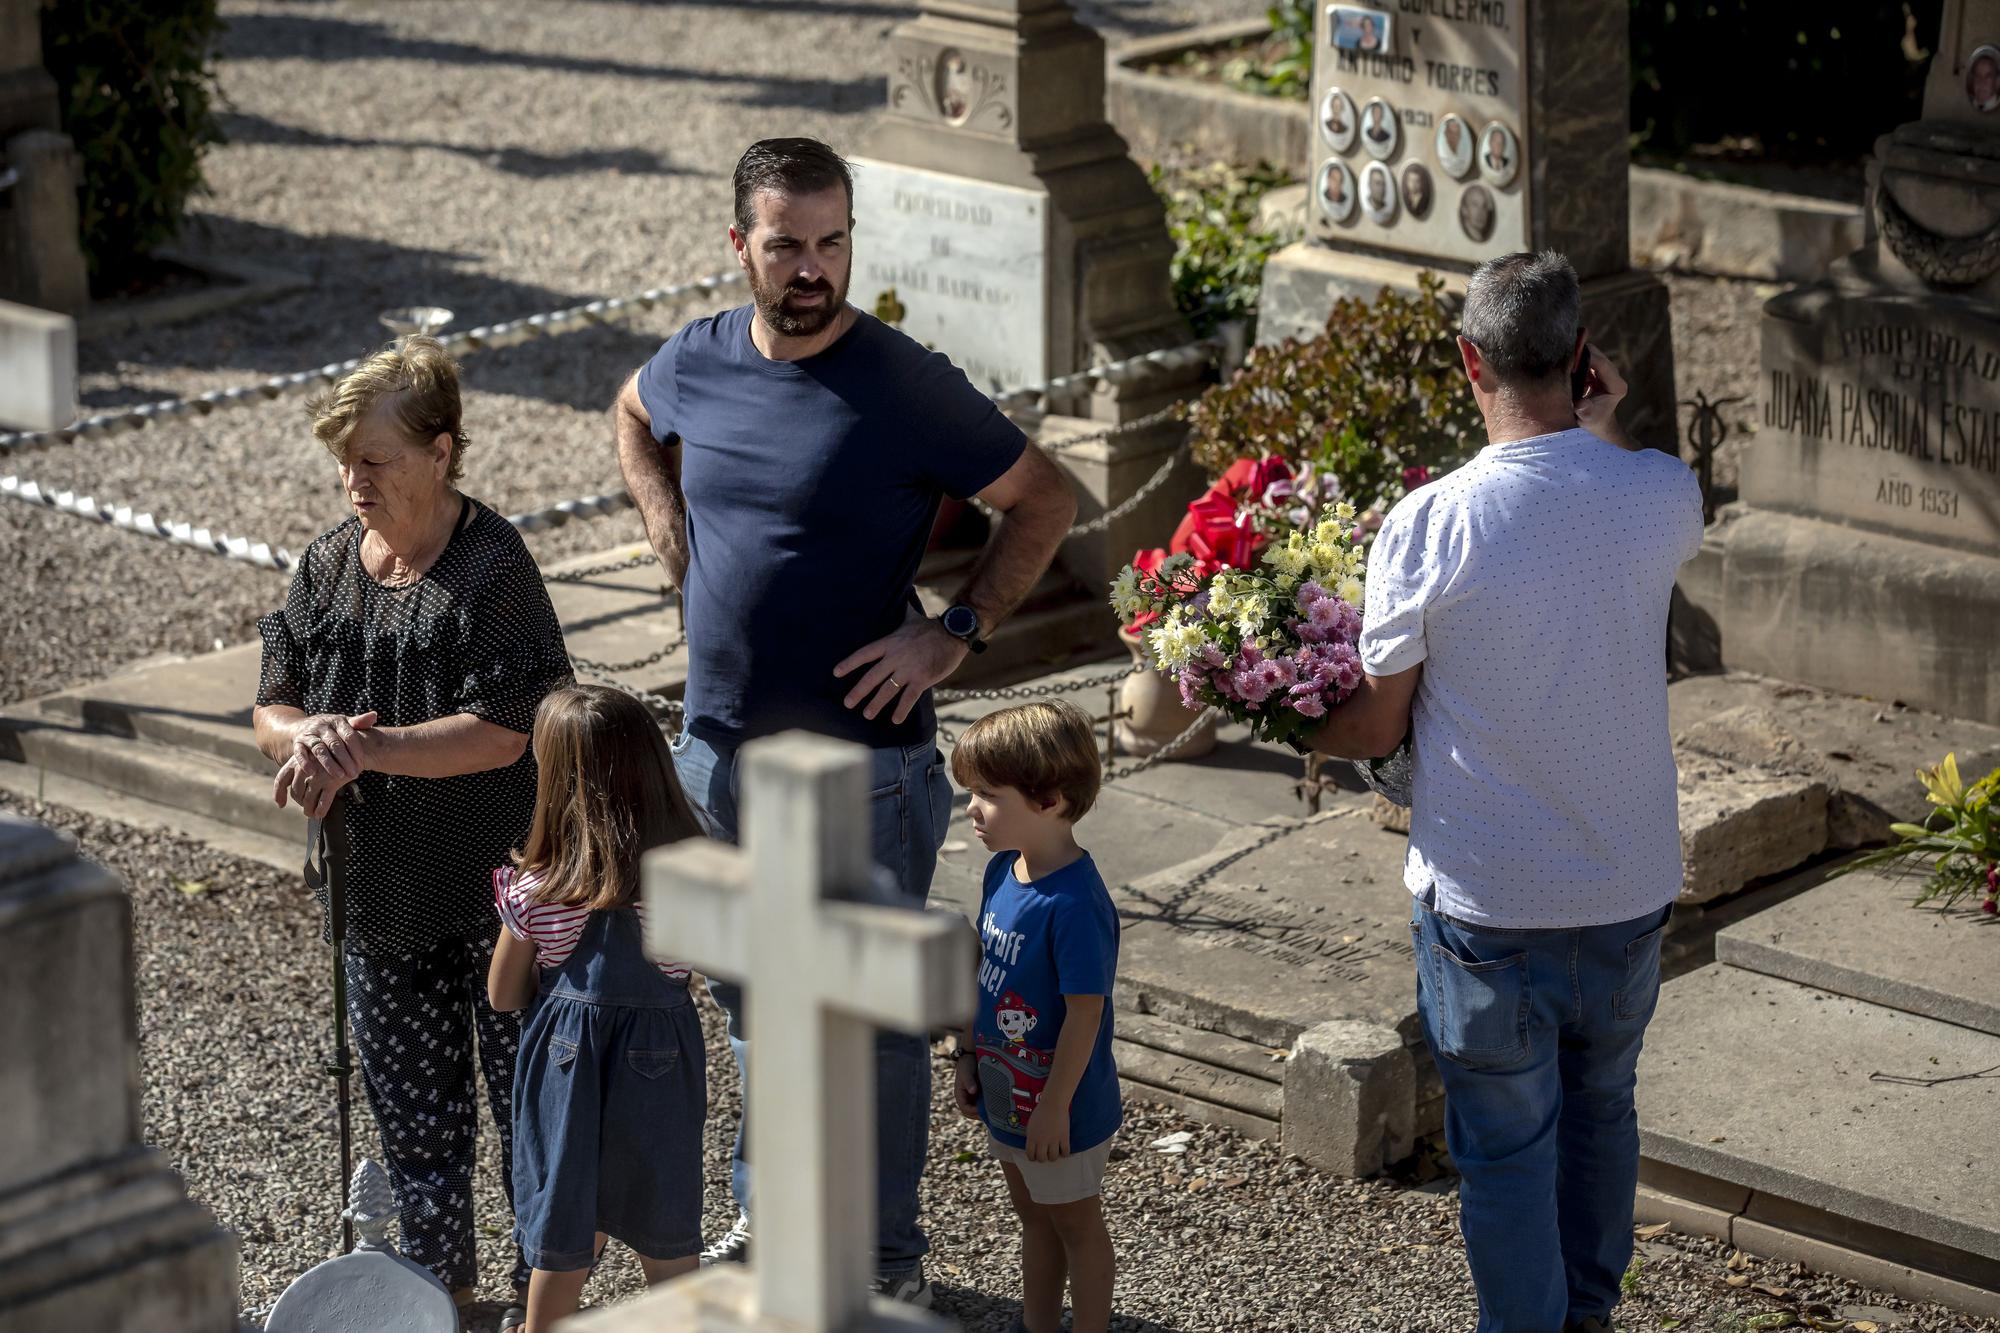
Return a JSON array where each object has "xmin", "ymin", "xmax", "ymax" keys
[{"xmin": 488, "ymin": 685, "xmax": 707, "ymax": 1332}]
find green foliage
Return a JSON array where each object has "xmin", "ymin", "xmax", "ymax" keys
[
  {"xmin": 1631, "ymin": 1, "xmax": 1941, "ymax": 162},
  {"xmin": 1621, "ymin": 1256, "xmax": 1643, "ymax": 1299},
  {"xmin": 1833, "ymin": 752, "xmax": 1999, "ymax": 912},
  {"xmin": 1180, "ymin": 272, "xmax": 1481, "ymax": 512},
  {"xmin": 1149, "ymin": 161, "xmax": 1296, "ymax": 340},
  {"xmin": 1220, "ymin": 0, "xmax": 1313, "ymax": 99},
  {"xmin": 41, "ymin": 0, "xmax": 227, "ymax": 288}
]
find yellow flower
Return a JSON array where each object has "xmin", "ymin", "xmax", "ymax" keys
[
  {"xmin": 1334, "ymin": 500, "xmax": 1357, "ymax": 522},
  {"xmin": 1337, "ymin": 576, "xmax": 1365, "ymax": 607},
  {"xmin": 1919, "ymin": 753, "xmax": 1964, "ymax": 807},
  {"xmin": 1209, "ymin": 577, "xmax": 1236, "ymax": 616}
]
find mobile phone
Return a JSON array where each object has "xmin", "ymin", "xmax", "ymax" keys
[{"xmin": 1571, "ymin": 336, "xmax": 1593, "ymax": 403}]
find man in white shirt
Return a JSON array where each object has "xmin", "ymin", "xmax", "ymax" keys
[{"xmin": 1312, "ymin": 251, "xmax": 1705, "ymax": 1333}]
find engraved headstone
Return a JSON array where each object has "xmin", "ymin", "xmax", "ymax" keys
[
  {"xmin": 0, "ymin": 815, "xmax": 238, "ymax": 1333},
  {"xmin": 264, "ymin": 1160, "xmax": 458, "ymax": 1333},
  {"xmin": 1261, "ymin": 1, "xmax": 1680, "ymax": 451},
  {"xmin": 1685, "ymin": 0, "xmax": 2000, "ymax": 724},
  {"xmin": 566, "ymin": 733, "xmax": 978, "ymax": 1333},
  {"xmin": 854, "ymin": 0, "xmax": 1205, "ymax": 592}
]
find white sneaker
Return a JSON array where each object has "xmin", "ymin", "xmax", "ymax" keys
[
  {"xmin": 870, "ymin": 1267, "xmax": 933, "ymax": 1308},
  {"xmin": 699, "ymin": 1212, "xmax": 751, "ymax": 1266}
]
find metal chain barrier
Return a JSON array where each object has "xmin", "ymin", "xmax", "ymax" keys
[
  {"xmin": 991, "ymin": 338, "xmax": 1221, "ymax": 414},
  {"xmin": 544, "ymin": 550, "xmax": 658, "ymax": 583},
  {"xmin": 1102, "ymin": 708, "xmax": 1220, "ymax": 783},
  {"xmin": 0, "ymin": 474, "xmax": 298, "ymax": 570},
  {"xmin": 569, "ymin": 630, "xmax": 687, "ymax": 678},
  {"xmin": 0, "ymin": 272, "xmax": 747, "ymax": 456},
  {"xmin": 1034, "ymin": 401, "xmax": 1186, "ymax": 455},
  {"xmin": 504, "ymin": 490, "xmax": 634, "ymax": 534},
  {"xmin": 934, "ymin": 662, "xmax": 1136, "ymax": 704}
]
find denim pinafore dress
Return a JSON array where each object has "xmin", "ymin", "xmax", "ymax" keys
[{"xmin": 510, "ymin": 907, "xmax": 706, "ymax": 1271}]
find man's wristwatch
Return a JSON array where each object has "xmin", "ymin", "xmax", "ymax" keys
[{"xmin": 938, "ymin": 603, "xmax": 988, "ymax": 654}]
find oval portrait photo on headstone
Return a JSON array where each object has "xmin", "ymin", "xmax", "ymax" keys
[
  {"xmin": 1459, "ymin": 183, "xmax": 1495, "ymax": 242},
  {"xmin": 1970, "ymin": 44, "xmax": 2000, "ymax": 111},
  {"xmin": 1401, "ymin": 162, "xmax": 1433, "ymax": 219},
  {"xmin": 1361, "ymin": 97, "xmax": 1400, "ymax": 160},
  {"xmin": 1320, "ymin": 86, "xmax": 1359, "ymax": 153},
  {"xmin": 1361, "ymin": 161, "xmax": 1397, "ymax": 226},
  {"xmin": 1317, "ymin": 158, "xmax": 1358, "ymax": 223},
  {"xmin": 1479, "ymin": 121, "xmax": 1518, "ymax": 187},
  {"xmin": 1435, "ymin": 113, "xmax": 1474, "ymax": 179}
]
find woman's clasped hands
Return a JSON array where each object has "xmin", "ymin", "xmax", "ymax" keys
[{"xmin": 272, "ymin": 709, "xmax": 378, "ymax": 818}]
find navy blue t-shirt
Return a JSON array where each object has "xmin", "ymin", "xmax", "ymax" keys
[
  {"xmin": 636, "ymin": 305, "xmax": 1028, "ymax": 747},
  {"xmin": 973, "ymin": 850, "xmax": 1122, "ymax": 1152}
]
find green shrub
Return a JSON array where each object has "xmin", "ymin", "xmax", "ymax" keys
[
  {"xmin": 1220, "ymin": 0, "xmax": 1312, "ymax": 100},
  {"xmin": 42, "ymin": 0, "xmax": 226, "ymax": 289},
  {"xmin": 1180, "ymin": 272, "xmax": 1480, "ymax": 509},
  {"xmin": 1150, "ymin": 160, "xmax": 1296, "ymax": 341}
]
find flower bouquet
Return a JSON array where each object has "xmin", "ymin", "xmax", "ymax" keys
[
  {"xmin": 1831, "ymin": 753, "xmax": 1998, "ymax": 916},
  {"xmin": 1110, "ymin": 500, "xmax": 1413, "ymax": 804}
]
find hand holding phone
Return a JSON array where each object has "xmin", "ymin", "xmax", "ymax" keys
[{"xmin": 1571, "ymin": 333, "xmax": 1594, "ymax": 403}]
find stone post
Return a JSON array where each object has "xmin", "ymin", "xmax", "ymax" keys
[
  {"xmin": 0, "ymin": 816, "xmax": 238, "ymax": 1332},
  {"xmin": 854, "ymin": 0, "xmax": 1207, "ymax": 593},
  {"xmin": 1258, "ymin": 0, "xmax": 1679, "ymax": 451},
  {"xmin": 0, "ymin": 0, "xmax": 88, "ymax": 314}
]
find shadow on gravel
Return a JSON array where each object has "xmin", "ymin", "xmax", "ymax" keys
[
  {"xmin": 100, "ymin": 214, "xmax": 672, "ymax": 408},
  {"xmin": 931, "ymin": 1279, "xmax": 1198, "ymax": 1333},
  {"xmin": 223, "ymin": 12, "xmax": 884, "ymax": 112},
  {"xmin": 222, "ymin": 111, "xmax": 689, "ymax": 181}
]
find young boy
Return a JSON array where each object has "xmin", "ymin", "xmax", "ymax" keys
[{"xmin": 949, "ymin": 700, "xmax": 1121, "ymax": 1333}]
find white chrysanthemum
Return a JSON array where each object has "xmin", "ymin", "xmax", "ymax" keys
[
  {"xmin": 1334, "ymin": 500, "xmax": 1357, "ymax": 522},
  {"xmin": 1337, "ymin": 576, "xmax": 1365, "ymax": 607},
  {"xmin": 1236, "ymin": 594, "xmax": 1271, "ymax": 641},
  {"xmin": 1209, "ymin": 578, "xmax": 1236, "ymax": 615},
  {"xmin": 1109, "ymin": 566, "xmax": 1145, "ymax": 618}
]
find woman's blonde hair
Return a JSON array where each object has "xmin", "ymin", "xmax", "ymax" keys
[
  {"xmin": 948, "ymin": 700, "xmax": 1102, "ymax": 821},
  {"xmin": 306, "ymin": 334, "xmax": 470, "ymax": 482},
  {"xmin": 515, "ymin": 686, "xmax": 706, "ymax": 911}
]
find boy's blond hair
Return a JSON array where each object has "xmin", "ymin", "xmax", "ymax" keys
[{"xmin": 948, "ymin": 699, "xmax": 1101, "ymax": 821}]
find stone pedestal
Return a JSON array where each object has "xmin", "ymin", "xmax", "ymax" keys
[
  {"xmin": 0, "ymin": 0, "xmax": 88, "ymax": 313},
  {"xmin": 0, "ymin": 816, "xmax": 238, "ymax": 1333},
  {"xmin": 1259, "ymin": 0, "xmax": 1676, "ymax": 448},
  {"xmin": 1683, "ymin": 0, "xmax": 2000, "ymax": 724}
]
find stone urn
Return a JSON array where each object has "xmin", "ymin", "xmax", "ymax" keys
[{"xmin": 1114, "ymin": 625, "xmax": 1219, "ymax": 761}]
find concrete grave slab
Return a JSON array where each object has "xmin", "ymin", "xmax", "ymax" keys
[
  {"xmin": 1717, "ymin": 866, "xmax": 2000, "ymax": 1036},
  {"xmin": 1638, "ymin": 964, "xmax": 2000, "ymax": 1267}
]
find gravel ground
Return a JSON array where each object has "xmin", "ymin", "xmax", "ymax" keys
[{"xmin": 8, "ymin": 791, "xmax": 1993, "ymax": 1333}]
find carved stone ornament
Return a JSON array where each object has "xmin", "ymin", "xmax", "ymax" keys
[
  {"xmin": 891, "ymin": 46, "xmax": 1013, "ymax": 132},
  {"xmin": 1878, "ymin": 182, "xmax": 2000, "ymax": 287}
]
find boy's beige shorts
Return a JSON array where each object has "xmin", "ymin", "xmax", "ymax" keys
[{"xmin": 987, "ymin": 1132, "xmax": 1114, "ymax": 1204}]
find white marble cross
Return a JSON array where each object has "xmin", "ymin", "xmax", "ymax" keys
[
  {"xmin": 0, "ymin": 298, "xmax": 76, "ymax": 431},
  {"xmin": 635, "ymin": 731, "xmax": 976, "ymax": 1333}
]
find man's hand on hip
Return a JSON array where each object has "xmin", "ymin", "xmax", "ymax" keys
[{"xmin": 834, "ymin": 613, "xmax": 969, "ymax": 724}]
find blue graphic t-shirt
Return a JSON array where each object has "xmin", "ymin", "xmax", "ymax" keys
[
  {"xmin": 634, "ymin": 305, "xmax": 1027, "ymax": 748},
  {"xmin": 973, "ymin": 850, "xmax": 1122, "ymax": 1152}
]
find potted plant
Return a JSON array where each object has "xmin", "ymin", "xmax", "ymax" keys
[{"xmin": 1834, "ymin": 753, "xmax": 1998, "ymax": 915}]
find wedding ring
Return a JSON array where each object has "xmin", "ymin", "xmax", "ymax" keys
[{"xmin": 888, "ymin": 676, "xmax": 903, "ymax": 689}]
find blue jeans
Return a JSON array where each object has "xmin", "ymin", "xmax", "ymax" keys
[
  {"xmin": 670, "ymin": 728, "xmax": 954, "ymax": 1278},
  {"xmin": 1412, "ymin": 892, "xmax": 1672, "ymax": 1333}
]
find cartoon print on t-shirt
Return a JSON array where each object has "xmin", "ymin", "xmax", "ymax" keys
[{"xmin": 977, "ymin": 914, "xmax": 1056, "ymax": 1132}]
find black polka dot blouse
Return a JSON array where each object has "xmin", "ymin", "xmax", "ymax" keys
[{"xmin": 256, "ymin": 496, "xmax": 573, "ymax": 955}]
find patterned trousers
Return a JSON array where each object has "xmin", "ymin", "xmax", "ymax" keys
[{"xmin": 343, "ymin": 933, "xmax": 528, "ymax": 1292}]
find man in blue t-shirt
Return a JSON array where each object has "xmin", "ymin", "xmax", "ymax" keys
[{"xmin": 611, "ymin": 137, "xmax": 1078, "ymax": 1303}]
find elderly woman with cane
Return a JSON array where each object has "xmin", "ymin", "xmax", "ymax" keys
[{"xmin": 252, "ymin": 335, "xmax": 573, "ymax": 1327}]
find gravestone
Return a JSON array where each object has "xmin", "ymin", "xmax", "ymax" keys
[
  {"xmin": 0, "ymin": 296, "xmax": 76, "ymax": 430},
  {"xmin": 0, "ymin": 0, "xmax": 88, "ymax": 314},
  {"xmin": 853, "ymin": 0, "xmax": 1205, "ymax": 591},
  {"xmin": 568, "ymin": 733, "xmax": 977, "ymax": 1333},
  {"xmin": 0, "ymin": 815, "xmax": 238, "ymax": 1332},
  {"xmin": 1258, "ymin": 1, "xmax": 1680, "ymax": 451},
  {"xmin": 1683, "ymin": 0, "xmax": 2000, "ymax": 724}
]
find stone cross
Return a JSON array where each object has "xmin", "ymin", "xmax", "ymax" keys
[
  {"xmin": 0, "ymin": 297, "xmax": 75, "ymax": 430},
  {"xmin": 577, "ymin": 732, "xmax": 976, "ymax": 1333}
]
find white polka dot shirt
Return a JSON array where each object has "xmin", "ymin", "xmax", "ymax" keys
[{"xmin": 1361, "ymin": 428, "xmax": 1706, "ymax": 928}]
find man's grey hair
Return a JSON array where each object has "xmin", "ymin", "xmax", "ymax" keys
[{"xmin": 1461, "ymin": 250, "xmax": 1581, "ymax": 385}]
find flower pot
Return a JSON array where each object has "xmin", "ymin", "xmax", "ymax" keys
[{"xmin": 1115, "ymin": 626, "xmax": 1219, "ymax": 761}]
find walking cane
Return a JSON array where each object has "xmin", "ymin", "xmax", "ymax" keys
[{"xmin": 304, "ymin": 791, "xmax": 357, "ymax": 1256}]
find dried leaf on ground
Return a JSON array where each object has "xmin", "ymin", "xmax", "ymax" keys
[{"xmin": 1634, "ymin": 1221, "xmax": 1671, "ymax": 1240}]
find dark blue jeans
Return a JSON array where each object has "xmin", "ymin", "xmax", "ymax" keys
[
  {"xmin": 671, "ymin": 729, "xmax": 953, "ymax": 1279},
  {"xmin": 1412, "ymin": 892, "xmax": 1672, "ymax": 1333}
]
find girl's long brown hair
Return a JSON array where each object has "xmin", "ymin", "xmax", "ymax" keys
[{"xmin": 514, "ymin": 685, "xmax": 704, "ymax": 910}]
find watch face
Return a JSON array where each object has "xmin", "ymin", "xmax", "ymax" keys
[{"xmin": 944, "ymin": 605, "xmax": 978, "ymax": 637}]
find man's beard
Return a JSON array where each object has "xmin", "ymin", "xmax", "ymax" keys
[{"xmin": 750, "ymin": 267, "xmax": 847, "ymax": 338}]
